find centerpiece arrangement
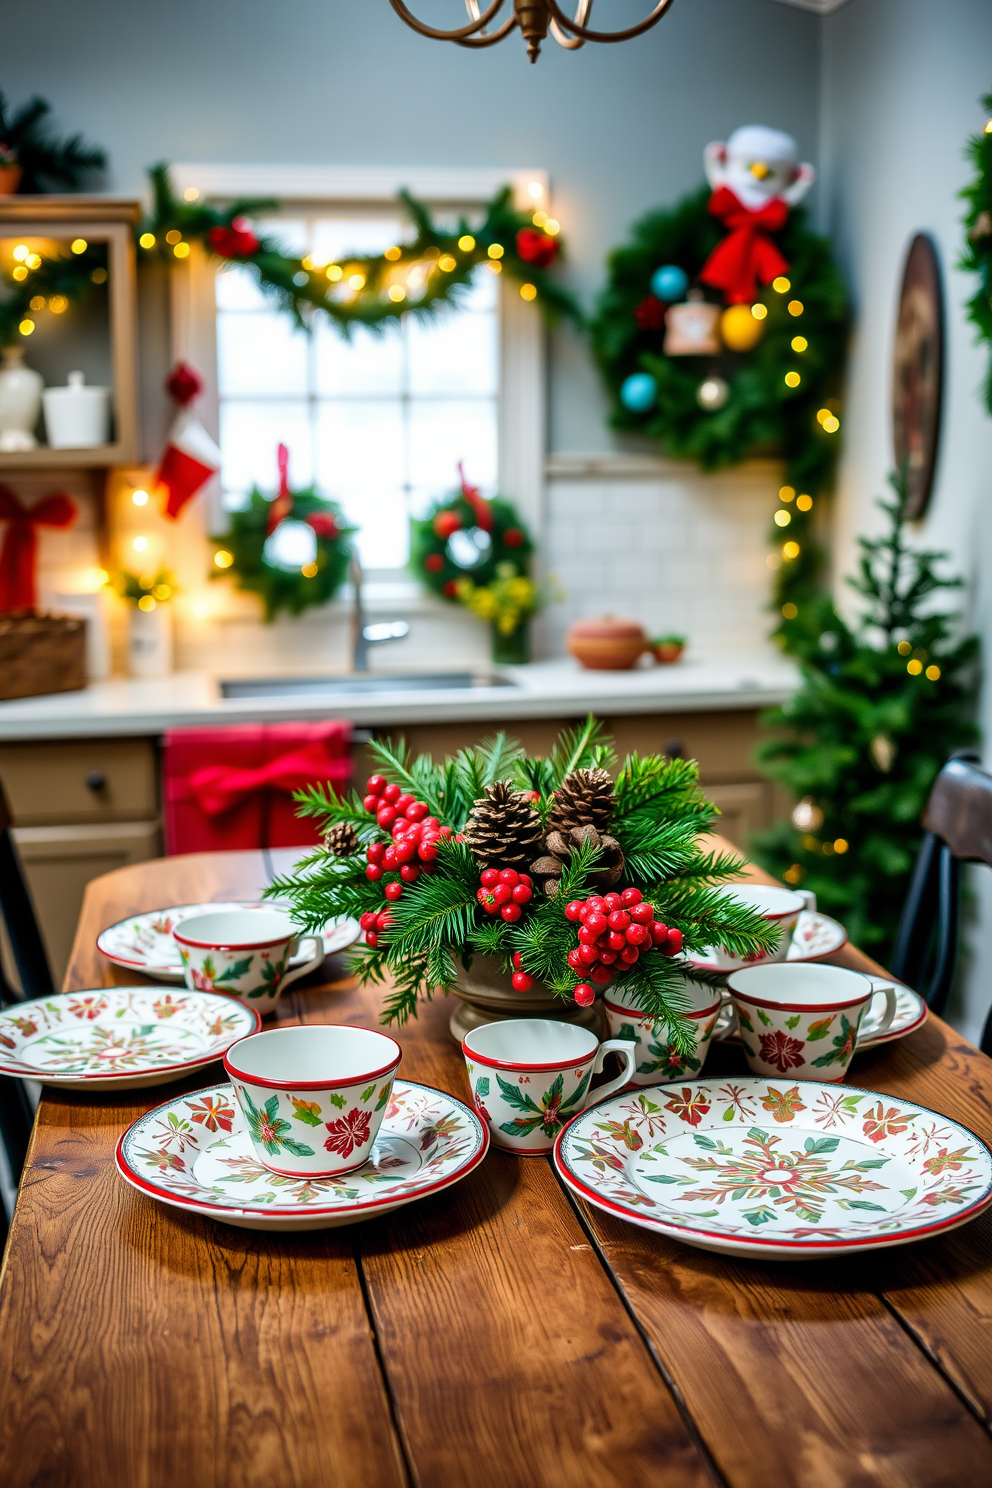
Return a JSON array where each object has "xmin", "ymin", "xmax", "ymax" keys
[{"xmin": 268, "ymin": 719, "xmax": 777, "ymax": 1049}]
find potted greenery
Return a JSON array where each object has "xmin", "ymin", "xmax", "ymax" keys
[{"xmin": 0, "ymin": 92, "xmax": 106, "ymax": 195}]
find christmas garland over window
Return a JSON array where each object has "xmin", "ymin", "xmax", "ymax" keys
[
  {"xmin": 961, "ymin": 90, "xmax": 992, "ymax": 412},
  {"xmin": 588, "ymin": 186, "xmax": 848, "ymax": 644},
  {"xmin": 409, "ymin": 466, "xmax": 538, "ymax": 660},
  {"xmin": 210, "ymin": 445, "xmax": 355, "ymax": 621}
]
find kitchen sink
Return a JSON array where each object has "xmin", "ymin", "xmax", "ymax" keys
[{"xmin": 219, "ymin": 672, "xmax": 518, "ymax": 699}]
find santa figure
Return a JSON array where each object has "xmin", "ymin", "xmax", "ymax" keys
[{"xmin": 699, "ymin": 125, "xmax": 815, "ymax": 304}]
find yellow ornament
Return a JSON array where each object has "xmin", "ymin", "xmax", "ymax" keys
[{"xmin": 720, "ymin": 303, "xmax": 766, "ymax": 352}]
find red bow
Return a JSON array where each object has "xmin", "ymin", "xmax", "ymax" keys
[
  {"xmin": 0, "ymin": 484, "xmax": 76, "ymax": 611},
  {"xmin": 699, "ymin": 186, "xmax": 790, "ymax": 305},
  {"xmin": 457, "ymin": 462, "xmax": 492, "ymax": 533},
  {"xmin": 266, "ymin": 442, "xmax": 294, "ymax": 535},
  {"xmin": 186, "ymin": 742, "xmax": 350, "ymax": 818}
]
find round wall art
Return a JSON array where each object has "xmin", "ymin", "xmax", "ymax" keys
[{"xmin": 892, "ymin": 233, "xmax": 944, "ymax": 520}]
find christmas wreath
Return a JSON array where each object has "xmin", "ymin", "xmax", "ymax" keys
[
  {"xmin": 210, "ymin": 445, "xmax": 355, "ymax": 621},
  {"xmin": 410, "ymin": 466, "xmax": 538, "ymax": 662},
  {"xmin": 961, "ymin": 90, "xmax": 992, "ymax": 412},
  {"xmin": 141, "ymin": 165, "xmax": 579, "ymax": 333},
  {"xmin": 269, "ymin": 717, "xmax": 776, "ymax": 1034},
  {"xmin": 589, "ymin": 184, "xmax": 848, "ymax": 639}
]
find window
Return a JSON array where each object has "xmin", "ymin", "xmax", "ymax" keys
[{"xmin": 214, "ymin": 213, "xmax": 500, "ymax": 570}]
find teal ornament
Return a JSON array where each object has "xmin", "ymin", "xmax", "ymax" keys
[
  {"xmin": 650, "ymin": 264, "xmax": 689, "ymax": 302},
  {"xmin": 620, "ymin": 373, "xmax": 657, "ymax": 413}
]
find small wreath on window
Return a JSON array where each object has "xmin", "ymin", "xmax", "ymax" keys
[{"xmin": 210, "ymin": 444, "xmax": 356, "ymax": 621}]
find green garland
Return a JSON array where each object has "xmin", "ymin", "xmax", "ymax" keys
[
  {"xmin": 0, "ymin": 241, "xmax": 109, "ymax": 346},
  {"xmin": 211, "ymin": 484, "xmax": 355, "ymax": 621},
  {"xmin": 589, "ymin": 186, "xmax": 849, "ymax": 646},
  {"xmin": 268, "ymin": 718, "xmax": 776, "ymax": 1032},
  {"xmin": 960, "ymin": 91, "xmax": 992, "ymax": 412},
  {"xmin": 142, "ymin": 164, "xmax": 580, "ymax": 333}
]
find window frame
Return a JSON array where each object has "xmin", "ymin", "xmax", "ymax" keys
[{"xmin": 168, "ymin": 163, "xmax": 547, "ymax": 593}]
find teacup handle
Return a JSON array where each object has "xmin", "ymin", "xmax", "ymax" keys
[
  {"xmin": 279, "ymin": 934, "xmax": 325, "ymax": 993},
  {"xmin": 858, "ymin": 976, "xmax": 898, "ymax": 1043},
  {"xmin": 798, "ymin": 889, "xmax": 817, "ymax": 913},
  {"xmin": 583, "ymin": 1038, "xmax": 637, "ymax": 1108}
]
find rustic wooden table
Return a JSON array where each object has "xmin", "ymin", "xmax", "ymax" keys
[{"xmin": 1, "ymin": 844, "xmax": 992, "ymax": 1488}]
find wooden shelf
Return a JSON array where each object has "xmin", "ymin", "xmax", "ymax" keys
[{"xmin": 0, "ymin": 443, "xmax": 132, "ymax": 471}]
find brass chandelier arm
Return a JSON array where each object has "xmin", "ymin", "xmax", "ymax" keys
[
  {"xmin": 544, "ymin": 0, "xmax": 675, "ymax": 43},
  {"xmin": 456, "ymin": 18, "xmax": 520, "ymax": 47},
  {"xmin": 386, "ymin": 0, "xmax": 508, "ymax": 42},
  {"xmin": 549, "ymin": 0, "xmax": 589, "ymax": 48}
]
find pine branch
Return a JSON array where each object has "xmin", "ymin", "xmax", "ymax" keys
[{"xmin": 609, "ymin": 954, "xmax": 696, "ymax": 1056}]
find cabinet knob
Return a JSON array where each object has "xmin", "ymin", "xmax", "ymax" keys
[
  {"xmin": 665, "ymin": 739, "xmax": 685, "ymax": 760},
  {"xmin": 85, "ymin": 770, "xmax": 106, "ymax": 792}
]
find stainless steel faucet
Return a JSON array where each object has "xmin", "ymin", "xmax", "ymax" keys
[{"xmin": 349, "ymin": 554, "xmax": 409, "ymax": 672}]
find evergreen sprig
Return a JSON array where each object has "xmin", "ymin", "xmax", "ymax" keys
[
  {"xmin": 960, "ymin": 91, "xmax": 992, "ymax": 412},
  {"xmin": 269, "ymin": 717, "xmax": 778, "ymax": 1030}
]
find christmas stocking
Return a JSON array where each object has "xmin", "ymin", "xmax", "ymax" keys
[{"xmin": 156, "ymin": 363, "xmax": 221, "ymax": 519}]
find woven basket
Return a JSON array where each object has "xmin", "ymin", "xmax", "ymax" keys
[{"xmin": 0, "ymin": 610, "xmax": 87, "ymax": 700}]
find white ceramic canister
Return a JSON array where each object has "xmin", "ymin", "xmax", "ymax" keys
[
  {"xmin": 127, "ymin": 602, "xmax": 173, "ymax": 678},
  {"xmin": 0, "ymin": 346, "xmax": 43, "ymax": 451},
  {"xmin": 42, "ymin": 371, "xmax": 111, "ymax": 449}
]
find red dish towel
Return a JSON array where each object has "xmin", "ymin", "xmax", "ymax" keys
[{"xmin": 163, "ymin": 721, "xmax": 352, "ymax": 855}]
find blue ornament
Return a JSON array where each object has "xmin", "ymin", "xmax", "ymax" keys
[
  {"xmin": 650, "ymin": 264, "xmax": 688, "ymax": 302},
  {"xmin": 620, "ymin": 372, "xmax": 657, "ymax": 413}
]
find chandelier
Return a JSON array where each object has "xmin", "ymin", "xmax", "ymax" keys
[{"xmin": 388, "ymin": 1, "xmax": 676, "ymax": 64}]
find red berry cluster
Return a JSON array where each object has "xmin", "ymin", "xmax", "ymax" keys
[
  {"xmin": 476, "ymin": 867, "xmax": 533, "ymax": 924},
  {"xmin": 361, "ymin": 775, "xmax": 453, "ymax": 942},
  {"xmin": 358, "ymin": 908, "xmax": 390, "ymax": 949},
  {"xmin": 565, "ymin": 887, "xmax": 683, "ymax": 1007}
]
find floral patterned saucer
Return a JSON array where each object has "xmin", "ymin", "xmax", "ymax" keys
[
  {"xmin": 689, "ymin": 910, "xmax": 847, "ymax": 972},
  {"xmin": 711, "ymin": 981, "xmax": 927, "ymax": 1051},
  {"xmin": 116, "ymin": 1078, "xmax": 489, "ymax": 1231},
  {"xmin": 97, "ymin": 902, "xmax": 360, "ymax": 983},
  {"xmin": 555, "ymin": 1078, "xmax": 992, "ymax": 1260},
  {"xmin": 0, "ymin": 987, "xmax": 260, "ymax": 1090}
]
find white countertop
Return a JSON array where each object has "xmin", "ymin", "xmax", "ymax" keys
[{"xmin": 0, "ymin": 653, "xmax": 798, "ymax": 740}]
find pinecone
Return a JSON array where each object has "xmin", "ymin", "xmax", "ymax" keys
[
  {"xmin": 323, "ymin": 820, "xmax": 359, "ymax": 857},
  {"xmin": 463, "ymin": 780, "xmax": 544, "ymax": 873},
  {"xmin": 548, "ymin": 767, "xmax": 616, "ymax": 837},
  {"xmin": 531, "ymin": 823, "xmax": 624, "ymax": 898}
]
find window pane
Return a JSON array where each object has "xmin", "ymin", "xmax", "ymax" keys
[
  {"xmin": 408, "ymin": 311, "xmax": 497, "ymax": 395},
  {"xmin": 220, "ymin": 401, "xmax": 313, "ymax": 498},
  {"xmin": 314, "ymin": 320, "xmax": 403, "ymax": 395},
  {"xmin": 217, "ymin": 312, "xmax": 309, "ymax": 396},
  {"xmin": 215, "ymin": 263, "xmax": 269, "ymax": 312},
  {"xmin": 311, "ymin": 217, "xmax": 404, "ymax": 263},
  {"xmin": 256, "ymin": 217, "xmax": 310, "ymax": 256},
  {"xmin": 408, "ymin": 399, "xmax": 498, "ymax": 497},
  {"xmin": 345, "ymin": 487, "xmax": 410, "ymax": 569},
  {"xmin": 459, "ymin": 267, "xmax": 499, "ymax": 313},
  {"xmin": 315, "ymin": 400, "xmax": 405, "ymax": 494}
]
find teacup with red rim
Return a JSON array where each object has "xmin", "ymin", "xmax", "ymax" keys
[
  {"xmin": 462, "ymin": 1019, "xmax": 635, "ymax": 1154},
  {"xmin": 173, "ymin": 908, "xmax": 324, "ymax": 1012},
  {"xmin": 603, "ymin": 977, "xmax": 722, "ymax": 1085},
  {"xmin": 708, "ymin": 884, "xmax": 815, "ymax": 970},
  {"xmin": 224, "ymin": 1024, "xmax": 402, "ymax": 1177},
  {"xmin": 727, "ymin": 963, "xmax": 897, "ymax": 1083}
]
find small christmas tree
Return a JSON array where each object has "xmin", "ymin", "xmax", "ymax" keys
[{"xmin": 751, "ymin": 470, "xmax": 977, "ymax": 953}]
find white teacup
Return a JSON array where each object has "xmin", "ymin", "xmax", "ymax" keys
[
  {"xmin": 603, "ymin": 978, "xmax": 722, "ymax": 1085},
  {"xmin": 462, "ymin": 1019, "xmax": 635, "ymax": 1155},
  {"xmin": 174, "ymin": 909, "xmax": 324, "ymax": 1012},
  {"xmin": 727, "ymin": 962, "xmax": 897, "ymax": 1083},
  {"xmin": 224, "ymin": 1024, "xmax": 401, "ymax": 1177},
  {"xmin": 707, "ymin": 884, "xmax": 815, "ymax": 970}
]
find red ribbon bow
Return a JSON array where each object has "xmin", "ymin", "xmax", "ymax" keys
[
  {"xmin": 186, "ymin": 742, "xmax": 350, "ymax": 818},
  {"xmin": 699, "ymin": 186, "xmax": 791, "ymax": 305},
  {"xmin": 0, "ymin": 484, "xmax": 76, "ymax": 611},
  {"xmin": 266, "ymin": 442, "xmax": 294, "ymax": 535},
  {"xmin": 457, "ymin": 462, "xmax": 492, "ymax": 533}
]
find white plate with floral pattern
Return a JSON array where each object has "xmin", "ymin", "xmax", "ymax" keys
[
  {"xmin": 554, "ymin": 1077, "xmax": 992, "ymax": 1260},
  {"xmin": 0, "ymin": 987, "xmax": 261, "ymax": 1090},
  {"xmin": 689, "ymin": 910, "xmax": 847, "ymax": 972},
  {"xmin": 97, "ymin": 901, "xmax": 360, "ymax": 983},
  {"xmin": 712, "ymin": 981, "xmax": 927, "ymax": 1051},
  {"xmin": 116, "ymin": 1078, "xmax": 489, "ymax": 1231}
]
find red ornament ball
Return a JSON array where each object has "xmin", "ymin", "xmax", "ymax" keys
[
  {"xmin": 433, "ymin": 510, "xmax": 462, "ymax": 539},
  {"xmin": 633, "ymin": 295, "xmax": 666, "ymax": 331},
  {"xmin": 504, "ymin": 528, "xmax": 524, "ymax": 548},
  {"xmin": 425, "ymin": 554, "xmax": 445, "ymax": 573},
  {"xmin": 515, "ymin": 226, "xmax": 559, "ymax": 268}
]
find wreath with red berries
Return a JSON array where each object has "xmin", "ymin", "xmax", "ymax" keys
[
  {"xmin": 269, "ymin": 719, "xmax": 778, "ymax": 1038},
  {"xmin": 410, "ymin": 465, "xmax": 534, "ymax": 600}
]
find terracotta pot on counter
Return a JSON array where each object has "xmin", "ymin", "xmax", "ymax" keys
[
  {"xmin": 566, "ymin": 616, "xmax": 648, "ymax": 671},
  {"xmin": 0, "ymin": 165, "xmax": 22, "ymax": 197}
]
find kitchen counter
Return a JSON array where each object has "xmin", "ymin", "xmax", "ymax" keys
[{"xmin": 0, "ymin": 653, "xmax": 797, "ymax": 740}]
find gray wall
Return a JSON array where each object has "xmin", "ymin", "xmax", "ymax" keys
[
  {"xmin": 820, "ymin": 0, "xmax": 992, "ymax": 1041},
  {"xmin": 3, "ymin": 0, "xmax": 820, "ymax": 453}
]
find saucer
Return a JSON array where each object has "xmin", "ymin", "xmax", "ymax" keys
[
  {"xmin": 0, "ymin": 987, "xmax": 260, "ymax": 1090},
  {"xmin": 98, "ymin": 901, "xmax": 360, "ymax": 983},
  {"xmin": 689, "ymin": 910, "xmax": 847, "ymax": 972},
  {"xmin": 711, "ymin": 981, "xmax": 927, "ymax": 1050},
  {"xmin": 555, "ymin": 1078, "xmax": 992, "ymax": 1259},
  {"xmin": 116, "ymin": 1078, "xmax": 489, "ymax": 1230}
]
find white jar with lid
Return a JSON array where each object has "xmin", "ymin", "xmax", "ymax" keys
[{"xmin": 42, "ymin": 370, "xmax": 111, "ymax": 449}]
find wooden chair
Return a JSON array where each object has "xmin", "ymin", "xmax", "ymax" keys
[
  {"xmin": 0, "ymin": 776, "xmax": 55, "ymax": 1209},
  {"xmin": 890, "ymin": 752, "xmax": 992, "ymax": 1053}
]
